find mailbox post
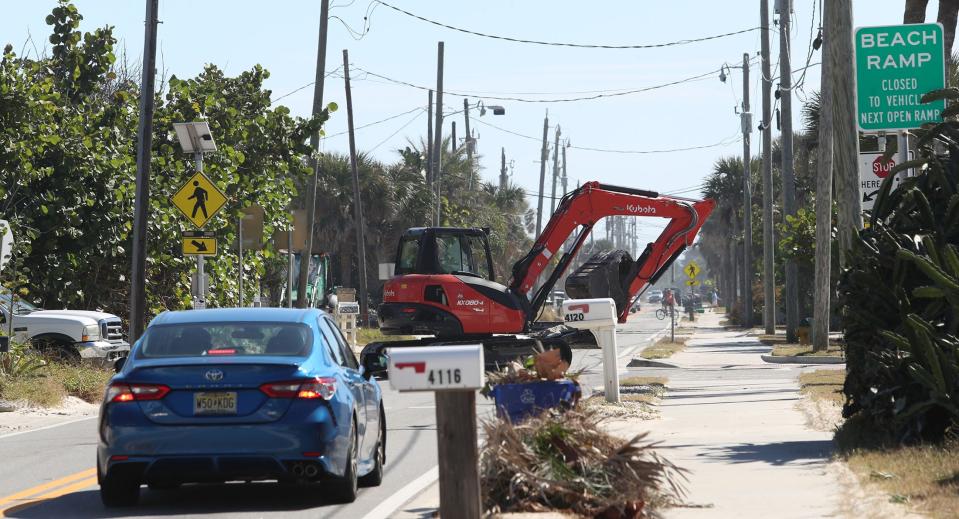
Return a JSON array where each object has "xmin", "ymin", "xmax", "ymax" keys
[
  {"xmin": 562, "ymin": 298, "xmax": 620, "ymax": 403},
  {"xmin": 388, "ymin": 345, "xmax": 484, "ymax": 519},
  {"xmin": 334, "ymin": 301, "xmax": 359, "ymax": 347}
]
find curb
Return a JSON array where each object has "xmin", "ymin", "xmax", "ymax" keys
[
  {"xmin": 626, "ymin": 358, "xmax": 679, "ymax": 368},
  {"xmin": 760, "ymin": 354, "xmax": 845, "ymax": 365}
]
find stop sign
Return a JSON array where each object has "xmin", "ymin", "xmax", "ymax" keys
[{"xmin": 872, "ymin": 155, "xmax": 896, "ymax": 178}]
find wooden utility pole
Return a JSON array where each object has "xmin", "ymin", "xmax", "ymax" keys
[
  {"xmin": 451, "ymin": 121, "xmax": 456, "ymax": 155},
  {"xmin": 760, "ymin": 0, "xmax": 776, "ymax": 334},
  {"xmin": 561, "ymin": 142, "xmax": 568, "ymax": 196},
  {"xmin": 833, "ymin": 0, "xmax": 862, "ymax": 259},
  {"xmin": 536, "ymin": 113, "xmax": 549, "ymax": 236},
  {"xmin": 342, "ymin": 51, "xmax": 370, "ymax": 326},
  {"xmin": 741, "ymin": 52, "xmax": 754, "ymax": 328},
  {"xmin": 463, "ymin": 98, "xmax": 474, "ymax": 190},
  {"xmin": 812, "ymin": 2, "xmax": 837, "ymax": 353},
  {"xmin": 297, "ymin": 0, "xmax": 330, "ymax": 309},
  {"xmin": 426, "ymin": 90, "xmax": 433, "ymax": 187},
  {"xmin": 550, "ymin": 125, "xmax": 561, "ymax": 215},
  {"xmin": 779, "ymin": 0, "xmax": 800, "ymax": 342},
  {"xmin": 129, "ymin": 0, "xmax": 159, "ymax": 341},
  {"xmin": 500, "ymin": 147, "xmax": 507, "ymax": 189},
  {"xmin": 432, "ymin": 42, "xmax": 445, "ymax": 227}
]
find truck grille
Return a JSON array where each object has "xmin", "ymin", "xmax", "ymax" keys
[{"xmin": 100, "ymin": 319, "xmax": 125, "ymax": 342}]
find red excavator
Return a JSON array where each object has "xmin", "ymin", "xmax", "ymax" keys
[{"xmin": 361, "ymin": 181, "xmax": 714, "ymax": 368}]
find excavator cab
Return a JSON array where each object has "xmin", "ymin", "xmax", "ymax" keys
[
  {"xmin": 380, "ymin": 227, "xmax": 529, "ymax": 337},
  {"xmin": 393, "ymin": 227, "xmax": 495, "ymax": 281}
]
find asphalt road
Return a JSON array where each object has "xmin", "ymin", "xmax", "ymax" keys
[{"xmin": 0, "ymin": 307, "xmax": 667, "ymax": 518}]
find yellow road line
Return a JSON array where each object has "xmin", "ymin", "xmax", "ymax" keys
[
  {"xmin": 0, "ymin": 468, "xmax": 95, "ymax": 510},
  {"xmin": 0, "ymin": 475, "xmax": 98, "ymax": 517}
]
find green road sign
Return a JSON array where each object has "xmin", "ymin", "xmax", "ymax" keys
[{"xmin": 855, "ymin": 23, "xmax": 946, "ymax": 131}]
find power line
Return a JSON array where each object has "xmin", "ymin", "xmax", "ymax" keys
[
  {"xmin": 367, "ymin": 108, "xmax": 426, "ymax": 152},
  {"xmin": 472, "ymin": 118, "xmax": 743, "ymax": 155},
  {"xmin": 351, "ymin": 58, "xmax": 759, "ymax": 104},
  {"xmin": 324, "ymin": 105, "xmax": 425, "ymax": 138},
  {"xmin": 372, "ymin": 0, "xmax": 761, "ymax": 50},
  {"xmin": 271, "ymin": 66, "xmax": 345, "ymax": 104}
]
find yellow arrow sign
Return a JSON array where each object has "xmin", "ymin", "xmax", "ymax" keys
[
  {"xmin": 182, "ymin": 237, "xmax": 216, "ymax": 256},
  {"xmin": 685, "ymin": 279, "xmax": 700, "ymax": 286},
  {"xmin": 683, "ymin": 260, "xmax": 701, "ymax": 278},
  {"xmin": 171, "ymin": 172, "xmax": 228, "ymax": 228}
]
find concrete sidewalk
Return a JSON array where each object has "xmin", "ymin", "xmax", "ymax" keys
[
  {"xmin": 607, "ymin": 311, "xmax": 844, "ymax": 518},
  {"xmin": 390, "ymin": 311, "xmax": 864, "ymax": 518}
]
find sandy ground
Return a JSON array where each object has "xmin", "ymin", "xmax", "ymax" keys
[
  {"xmin": 795, "ymin": 393, "xmax": 923, "ymax": 519},
  {"xmin": 0, "ymin": 397, "xmax": 98, "ymax": 436}
]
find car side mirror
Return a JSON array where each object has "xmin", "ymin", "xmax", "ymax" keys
[
  {"xmin": 113, "ymin": 356, "xmax": 127, "ymax": 374},
  {"xmin": 359, "ymin": 345, "xmax": 389, "ymax": 381}
]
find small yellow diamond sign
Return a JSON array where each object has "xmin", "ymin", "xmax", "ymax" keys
[
  {"xmin": 683, "ymin": 260, "xmax": 701, "ymax": 279},
  {"xmin": 685, "ymin": 279, "xmax": 700, "ymax": 286},
  {"xmin": 171, "ymin": 172, "xmax": 228, "ymax": 228}
]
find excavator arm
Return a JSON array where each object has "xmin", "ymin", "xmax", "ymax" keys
[{"xmin": 509, "ymin": 182, "xmax": 715, "ymax": 324}]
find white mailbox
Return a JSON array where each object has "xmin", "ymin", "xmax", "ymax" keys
[
  {"xmin": 562, "ymin": 298, "xmax": 620, "ymax": 403},
  {"xmin": 387, "ymin": 344, "xmax": 485, "ymax": 392},
  {"xmin": 562, "ymin": 298, "xmax": 617, "ymax": 328},
  {"xmin": 336, "ymin": 302, "xmax": 360, "ymax": 314}
]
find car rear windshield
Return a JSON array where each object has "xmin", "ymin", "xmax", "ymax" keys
[{"xmin": 138, "ymin": 322, "xmax": 312, "ymax": 358}]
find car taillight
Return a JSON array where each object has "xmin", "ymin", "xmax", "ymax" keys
[
  {"xmin": 260, "ymin": 377, "xmax": 336, "ymax": 400},
  {"xmin": 297, "ymin": 378, "xmax": 337, "ymax": 400},
  {"xmin": 105, "ymin": 383, "xmax": 170, "ymax": 403}
]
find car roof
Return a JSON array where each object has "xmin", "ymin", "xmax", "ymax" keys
[{"xmin": 149, "ymin": 307, "xmax": 323, "ymax": 327}]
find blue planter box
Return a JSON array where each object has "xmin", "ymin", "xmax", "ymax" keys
[{"xmin": 490, "ymin": 380, "xmax": 580, "ymax": 422}]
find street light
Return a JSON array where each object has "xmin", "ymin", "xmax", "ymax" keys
[
  {"xmin": 477, "ymin": 101, "xmax": 506, "ymax": 116},
  {"xmin": 173, "ymin": 122, "xmax": 217, "ymax": 309}
]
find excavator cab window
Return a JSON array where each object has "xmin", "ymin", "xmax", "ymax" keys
[
  {"xmin": 395, "ymin": 236, "xmax": 420, "ymax": 275},
  {"xmin": 392, "ymin": 228, "xmax": 495, "ymax": 281},
  {"xmin": 435, "ymin": 232, "xmax": 493, "ymax": 280}
]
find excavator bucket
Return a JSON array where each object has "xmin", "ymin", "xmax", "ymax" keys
[{"xmin": 564, "ymin": 249, "xmax": 636, "ymax": 314}]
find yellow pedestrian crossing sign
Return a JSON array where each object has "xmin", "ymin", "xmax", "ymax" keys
[
  {"xmin": 683, "ymin": 261, "xmax": 701, "ymax": 279},
  {"xmin": 182, "ymin": 231, "xmax": 217, "ymax": 256},
  {"xmin": 171, "ymin": 172, "xmax": 228, "ymax": 228},
  {"xmin": 686, "ymin": 279, "xmax": 700, "ymax": 286}
]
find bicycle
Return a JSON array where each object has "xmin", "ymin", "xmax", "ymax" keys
[{"xmin": 655, "ymin": 308, "xmax": 668, "ymax": 320}]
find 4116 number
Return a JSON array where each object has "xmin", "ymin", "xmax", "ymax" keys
[{"xmin": 427, "ymin": 368, "xmax": 462, "ymax": 385}]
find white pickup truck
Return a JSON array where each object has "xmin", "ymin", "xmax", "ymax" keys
[{"xmin": 1, "ymin": 294, "xmax": 130, "ymax": 364}]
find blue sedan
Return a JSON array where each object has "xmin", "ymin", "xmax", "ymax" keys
[{"xmin": 97, "ymin": 308, "xmax": 385, "ymax": 507}]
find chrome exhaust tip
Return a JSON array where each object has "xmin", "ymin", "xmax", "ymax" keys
[
  {"xmin": 304, "ymin": 464, "xmax": 319, "ymax": 478},
  {"xmin": 292, "ymin": 463, "xmax": 305, "ymax": 476}
]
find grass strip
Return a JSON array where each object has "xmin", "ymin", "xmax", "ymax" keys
[{"xmin": 640, "ymin": 337, "xmax": 689, "ymax": 360}]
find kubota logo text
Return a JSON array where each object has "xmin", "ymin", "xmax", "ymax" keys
[{"xmin": 626, "ymin": 204, "xmax": 656, "ymax": 214}]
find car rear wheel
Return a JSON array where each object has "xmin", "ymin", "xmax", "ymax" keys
[
  {"xmin": 100, "ymin": 469, "xmax": 140, "ymax": 507},
  {"xmin": 327, "ymin": 418, "xmax": 358, "ymax": 503},
  {"xmin": 359, "ymin": 410, "xmax": 385, "ymax": 488}
]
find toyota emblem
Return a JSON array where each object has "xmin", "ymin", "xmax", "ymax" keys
[{"xmin": 205, "ymin": 369, "xmax": 224, "ymax": 382}]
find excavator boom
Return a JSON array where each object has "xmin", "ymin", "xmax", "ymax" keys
[{"xmin": 510, "ymin": 182, "xmax": 714, "ymax": 323}]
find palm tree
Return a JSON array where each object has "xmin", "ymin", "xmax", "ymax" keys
[{"xmin": 904, "ymin": 0, "xmax": 959, "ymax": 60}]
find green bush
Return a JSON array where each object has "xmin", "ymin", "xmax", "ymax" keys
[
  {"xmin": 839, "ymin": 89, "xmax": 959, "ymax": 443},
  {"xmin": 47, "ymin": 363, "xmax": 112, "ymax": 403},
  {"xmin": 0, "ymin": 376, "xmax": 65, "ymax": 408},
  {"xmin": 0, "ymin": 341, "xmax": 47, "ymax": 379}
]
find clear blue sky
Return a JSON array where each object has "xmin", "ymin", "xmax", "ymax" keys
[{"xmin": 0, "ymin": 1, "xmax": 925, "ymax": 243}]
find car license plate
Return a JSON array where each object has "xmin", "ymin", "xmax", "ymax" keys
[{"xmin": 193, "ymin": 391, "xmax": 237, "ymax": 415}]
